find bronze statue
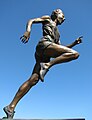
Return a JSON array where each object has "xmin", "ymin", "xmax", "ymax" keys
[{"xmin": 3, "ymin": 9, "xmax": 82, "ymax": 119}]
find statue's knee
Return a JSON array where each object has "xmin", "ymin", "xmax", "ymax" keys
[
  {"xmin": 31, "ymin": 74, "xmax": 39, "ymax": 86},
  {"xmin": 74, "ymin": 52, "xmax": 79, "ymax": 59},
  {"xmin": 72, "ymin": 51, "xmax": 79, "ymax": 60}
]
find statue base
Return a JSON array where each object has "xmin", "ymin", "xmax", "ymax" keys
[{"xmin": 1, "ymin": 118, "xmax": 85, "ymax": 120}]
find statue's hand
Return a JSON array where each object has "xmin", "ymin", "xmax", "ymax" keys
[
  {"xmin": 20, "ymin": 31, "xmax": 30, "ymax": 44},
  {"xmin": 75, "ymin": 36, "xmax": 83, "ymax": 44}
]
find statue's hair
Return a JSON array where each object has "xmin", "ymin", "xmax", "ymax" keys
[{"xmin": 51, "ymin": 9, "xmax": 63, "ymax": 20}]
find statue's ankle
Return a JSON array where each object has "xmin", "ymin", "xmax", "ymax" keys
[{"xmin": 8, "ymin": 105, "xmax": 15, "ymax": 112}]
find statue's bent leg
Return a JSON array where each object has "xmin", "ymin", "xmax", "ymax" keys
[
  {"xmin": 3, "ymin": 63, "xmax": 40, "ymax": 118},
  {"xmin": 43, "ymin": 43, "xmax": 79, "ymax": 67},
  {"xmin": 39, "ymin": 43, "xmax": 79, "ymax": 80}
]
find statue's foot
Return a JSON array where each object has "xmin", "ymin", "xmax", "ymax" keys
[
  {"xmin": 2, "ymin": 117, "xmax": 8, "ymax": 119},
  {"xmin": 3, "ymin": 106, "xmax": 15, "ymax": 119},
  {"xmin": 40, "ymin": 63, "xmax": 49, "ymax": 82}
]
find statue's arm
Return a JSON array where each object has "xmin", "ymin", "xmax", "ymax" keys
[
  {"xmin": 20, "ymin": 15, "xmax": 50, "ymax": 44},
  {"xmin": 66, "ymin": 36, "xmax": 83, "ymax": 48},
  {"xmin": 66, "ymin": 41, "xmax": 77, "ymax": 48},
  {"xmin": 26, "ymin": 15, "xmax": 50, "ymax": 32}
]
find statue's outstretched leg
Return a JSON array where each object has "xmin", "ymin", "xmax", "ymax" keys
[
  {"xmin": 3, "ymin": 63, "xmax": 41, "ymax": 119},
  {"xmin": 39, "ymin": 43, "xmax": 79, "ymax": 81}
]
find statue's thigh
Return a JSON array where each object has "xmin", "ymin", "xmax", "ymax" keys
[{"xmin": 44, "ymin": 43, "xmax": 73, "ymax": 58}]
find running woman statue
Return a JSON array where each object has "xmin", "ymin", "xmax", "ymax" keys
[{"xmin": 3, "ymin": 9, "xmax": 82, "ymax": 119}]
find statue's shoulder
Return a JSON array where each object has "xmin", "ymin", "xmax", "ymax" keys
[
  {"xmin": 41, "ymin": 15, "xmax": 51, "ymax": 22},
  {"xmin": 41, "ymin": 15, "xmax": 50, "ymax": 19}
]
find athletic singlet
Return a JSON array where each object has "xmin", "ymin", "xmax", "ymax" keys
[{"xmin": 41, "ymin": 19, "xmax": 60, "ymax": 44}]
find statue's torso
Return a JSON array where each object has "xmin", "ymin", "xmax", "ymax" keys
[
  {"xmin": 36, "ymin": 19, "xmax": 61, "ymax": 56},
  {"xmin": 42, "ymin": 19, "xmax": 60, "ymax": 43}
]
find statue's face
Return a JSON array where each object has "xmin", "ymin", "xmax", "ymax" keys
[{"xmin": 56, "ymin": 9, "xmax": 65, "ymax": 25}]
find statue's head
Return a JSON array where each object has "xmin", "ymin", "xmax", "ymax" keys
[{"xmin": 51, "ymin": 9, "xmax": 65, "ymax": 25}]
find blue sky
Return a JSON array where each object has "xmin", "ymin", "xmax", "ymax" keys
[{"xmin": 0, "ymin": 0, "xmax": 92, "ymax": 120}]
